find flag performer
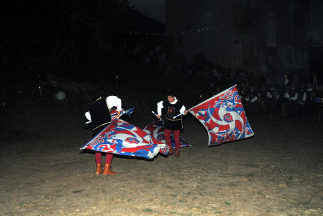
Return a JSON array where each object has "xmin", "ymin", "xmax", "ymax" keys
[
  {"xmin": 85, "ymin": 95, "xmax": 122, "ymax": 175},
  {"xmin": 156, "ymin": 91, "xmax": 188, "ymax": 158},
  {"xmin": 149, "ymin": 111, "xmax": 191, "ymax": 148}
]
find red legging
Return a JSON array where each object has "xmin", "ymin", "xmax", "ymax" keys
[
  {"xmin": 95, "ymin": 152, "xmax": 113, "ymax": 164},
  {"xmin": 164, "ymin": 129, "xmax": 180, "ymax": 150}
]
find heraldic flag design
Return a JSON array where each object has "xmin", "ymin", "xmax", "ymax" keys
[
  {"xmin": 189, "ymin": 85, "xmax": 254, "ymax": 146},
  {"xmin": 144, "ymin": 120, "xmax": 191, "ymax": 149},
  {"xmin": 80, "ymin": 119, "xmax": 169, "ymax": 159}
]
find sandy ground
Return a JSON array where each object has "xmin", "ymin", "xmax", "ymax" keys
[{"xmin": 1, "ymin": 113, "xmax": 323, "ymax": 216}]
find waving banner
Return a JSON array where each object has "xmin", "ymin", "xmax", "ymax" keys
[
  {"xmin": 143, "ymin": 120, "xmax": 191, "ymax": 148},
  {"xmin": 80, "ymin": 120, "xmax": 169, "ymax": 159},
  {"xmin": 189, "ymin": 85, "xmax": 254, "ymax": 146}
]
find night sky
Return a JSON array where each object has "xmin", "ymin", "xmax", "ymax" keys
[
  {"xmin": 128, "ymin": 0, "xmax": 165, "ymax": 23},
  {"xmin": 1, "ymin": 0, "xmax": 322, "ymax": 83}
]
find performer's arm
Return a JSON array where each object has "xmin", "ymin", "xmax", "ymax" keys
[
  {"xmin": 157, "ymin": 101, "xmax": 164, "ymax": 119},
  {"xmin": 85, "ymin": 111, "xmax": 91, "ymax": 123},
  {"xmin": 116, "ymin": 111, "xmax": 121, "ymax": 119},
  {"xmin": 106, "ymin": 96, "xmax": 122, "ymax": 110},
  {"xmin": 106, "ymin": 96, "xmax": 122, "ymax": 119},
  {"xmin": 180, "ymin": 105, "xmax": 188, "ymax": 115}
]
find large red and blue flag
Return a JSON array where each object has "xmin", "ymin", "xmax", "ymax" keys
[
  {"xmin": 143, "ymin": 120, "xmax": 191, "ymax": 148},
  {"xmin": 80, "ymin": 119, "xmax": 169, "ymax": 159},
  {"xmin": 189, "ymin": 85, "xmax": 254, "ymax": 146}
]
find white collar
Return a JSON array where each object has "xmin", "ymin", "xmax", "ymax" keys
[
  {"xmin": 170, "ymin": 97, "xmax": 178, "ymax": 104},
  {"xmin": 307, "ymin": 88, "xmax": 313, "ymax": 91}
]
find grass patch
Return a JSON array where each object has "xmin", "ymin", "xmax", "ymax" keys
[
  {"xmin": 243, "ymin": 164, "xmax": 260, "ymax": 168},
  {"xmin": 97, "ymin": 188, "xmax": 105, "ymax": 192},
  {"xmin": 224, "ymin": 201, "xmax": 231, "ymax": 206},
  {"xmin": 298, "ymin": 200, "xmax": 311, "ymax": 205},
  {"xmin": 245, "ymin": 173, "xmax": 254, "ymax": 177},
  {"xmin": 143, "ymin": 208, "xmax": 153, "ymax": 212}
]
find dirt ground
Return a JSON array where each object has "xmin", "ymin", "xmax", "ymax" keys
[{"xmin": 1, "ymin": 78, "xmax": 323, "ymax": 216}]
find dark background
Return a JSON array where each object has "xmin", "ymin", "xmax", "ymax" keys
[
  {"xmin": 1, "ymin": 1, "xmax": 322, "ymax": 142},
  {"xmin": 1, "ymin": 0, "xmax": 167, "ymax": 83}
]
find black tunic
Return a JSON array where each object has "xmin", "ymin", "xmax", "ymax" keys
[
  {"xmin": 163, "ymin": 100, "xmax": 184, "ymax": 130},
  {"xmin": 90, "ymin": 97, "xmax": 111, "ymax": 137},
  {"xmin": 288, "ymin": 88, "xmax": 298, "ymax": 109},
  {"xmin": 268, "ymin": 89, "xmax": 278, "ymax": 114},
  {"xmin": 288, "ymin": 88, "xmax": 298, "ymax": 117}
]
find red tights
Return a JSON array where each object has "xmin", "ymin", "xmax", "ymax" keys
[
  {"xmin": 95, "ymin": 152, "xmax": 113, "ymax": 164},
  {"xmin": 164, "ymin": 129, "xmax": 180, "ymax": 150}
]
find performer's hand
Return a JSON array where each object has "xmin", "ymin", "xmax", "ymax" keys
[
  {"xmin": 184, "ymin": 110, "xmax": 189, "ymax": 114},
  {"xmin": 116, "ymin": 115, "xmax": 120, "ymax": 119},
  {"xmin": 157, "ymin": 115, "xmax": 161, "ymax": 119}
]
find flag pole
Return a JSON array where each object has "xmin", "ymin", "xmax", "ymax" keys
[
  {"xmin": 188, "ymin": 85, "xmax": 237, "ymax": 111},
  {"xmin": 172, "ymin": 85, "xmax": 238, "ymax": 119},
  {"xmin": 172, "ymin": 113, "xmax": 182, "ymax": 119},
  {"xmin": 111, "ymin": 110, "xmax": 125, "ymax": 121},
  {"xmin": 152, "ymin": 111, "xmax": 163, "ymax": 120}
]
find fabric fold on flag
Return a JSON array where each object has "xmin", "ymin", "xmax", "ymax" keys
[
  {"xmin": 80, "ymin": 119, "xmax": 169, "ymax": 159},
  {"xmin": 188, "ymin": 85, "xmax": 254, "ymax": 146},
  {"xmin": 143, "ymin": 120, "xmax": 191, "ymax": 148}
]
